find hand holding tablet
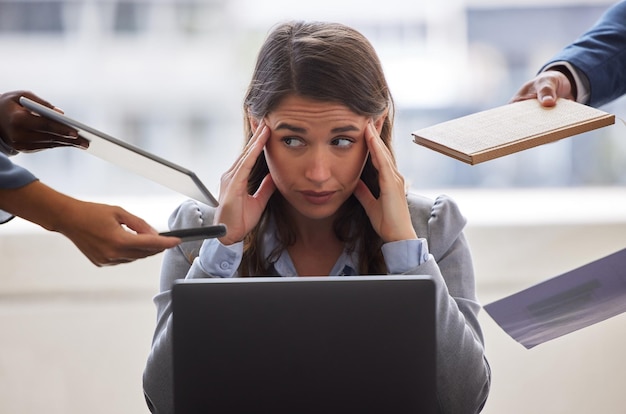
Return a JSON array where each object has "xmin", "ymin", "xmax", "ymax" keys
[{"xmin": 19, "ymin": 96, "xmax": 218, "ymax": 206}]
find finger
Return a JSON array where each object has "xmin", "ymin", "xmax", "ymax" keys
[
  {"xmin": 245, "ymin": 119, "xmax": 268, "ymax": 150},
  {"xmin": 536, "ymin": 77, "xmax": 558, "ymax": 107},
  {"xmin": 510, "ymin": 91, "xmax": 537, "ymax": 104},
  {"xmin": 220, "ymin": 124, "xmax": 269, "ymax": 199},
  {"xmin": 364, "ymin": 122, "xmax": 382, "ymax": 169},
  {"xmin": 35, "ymin": 118, "xmax": 80, "ymax": 140},
  {"xmin": 366, "ymin": 122, "xmax": 408, "ymax": 205},
  {"xmin": 230, "ymin": 124, "xmax": 270, "ymax": 183},
  {"xmin": 15, "ymin": 133, "xmax": 88, "ymax": 149},
  {"xmin": 353, "ymin": 179, "xmax": 376, "ymax": 212},
  {"xmin": 97, "ymin": 230, "xmax": 181, "ymax": 262},
  {"xmin": 18, "ymin": 91, "xmax": 56, "ymax": 109},
  {"xmin": 115, "ymin": 208, "xmax": 160, "ymax": 235},
  {"xmin": 253, "ymin": 173, "xmax": 276, "ymax": 206},
  {"xmin": 83, "ymin": 240, "xmax": 169, "ymax": 267},
  {"xmin": 223, "ymin": 121, "xmax": 267, "ymax": 177},
  {"xmin": 119, "ymin": 233, "xmax": 182, "ymax": 253},
  {"xmin": 34, "ymin": 130, "xmax": 88, "ymax": 148},
  {"xmin": 11, "ymin": 106, "xmax": 81, "ymax": 144},
  {"xmin": 21, "ymin": 111, "xmax": 80, "ymax": 139},
  {"xmin": 236, "ymin": 122, "xmax": 269, "ymax": 169},
  {"xmin": 15, "ymin": 91, "xmax": 77, "ymax": 136},
  {"xmin": 12, "ymin": 138, "xmax": 88, "ymax": 152},
  {"xmin": 94, "ymin": 247, "xmax": 161, "ymax": 266},
  {"xmin": 365, "ymin": 122, "xmax": 395, "ymax": 178}
]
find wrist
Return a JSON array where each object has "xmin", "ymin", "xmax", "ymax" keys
[{"xmin": 24, "ymin": 181, "xmax": 78, "ymax": 233}]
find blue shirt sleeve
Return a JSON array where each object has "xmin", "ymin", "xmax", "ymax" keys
[
  {"xmin": 381, "ymin": 238, "xmax": 431, "ymax": 274},
  {"xmin": 193, "ymin": 238, "xmax": 244, "ymax": 278}
]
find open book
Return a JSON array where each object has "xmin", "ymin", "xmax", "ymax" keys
[{"xmin": 412, "ymin": 99, "xmax": 615, "ymax": 165}]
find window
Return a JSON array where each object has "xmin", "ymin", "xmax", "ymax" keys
[{"xmin": 0, "ymin": 1, "xmax": 64, "ymax": 33}]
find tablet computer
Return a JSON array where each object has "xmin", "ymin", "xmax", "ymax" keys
[{"xmin": 19, "ymin": 96, "xmax": 218, "ymax": 207}]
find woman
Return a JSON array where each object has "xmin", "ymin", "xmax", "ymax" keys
[{"xmin": 144, "ymin": 21, "xmax": 490, "ymax": 413}]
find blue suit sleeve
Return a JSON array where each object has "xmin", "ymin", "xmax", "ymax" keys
[
  {"xmin": 0, "ymin": 153, "xmax": 38, "ymax": 223},
  {"xmin": 0, "ymin": 153, "xmax": 37, "ymax": 189},
  {"xmin": 542, "ymin": 1, "xmax": 626, "ymax": 107}
]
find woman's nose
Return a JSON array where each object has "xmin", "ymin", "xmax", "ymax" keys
[{"xmin": 304, "ymin": 150, "xmax": 332, "ymax": 183}]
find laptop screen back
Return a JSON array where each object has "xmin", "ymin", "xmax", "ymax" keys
[{"xmin": 172, "ymin": 276, "xmax": 436, "ymax": 414}]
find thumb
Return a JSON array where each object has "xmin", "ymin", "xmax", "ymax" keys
[
  {"xmin": 537, "ymin": 90, "xmax": 557, "ymax": 107},
  {"xmin": 253, "ymin": 174, "xmax": 276, "ymax": 205},
  {"xmin": 353, "ymin": 180, "xmax": 376, "ymax": 214}
]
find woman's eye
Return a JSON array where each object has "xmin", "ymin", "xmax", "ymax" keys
[
  {"xmin": 332, "ymin": 137, "xmax": 354, "ymax": 148},
  {"xmin": 282, "ymin": 137, "xmax": 305, "ymax": 147}
]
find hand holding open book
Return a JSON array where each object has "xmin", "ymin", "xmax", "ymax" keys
[{"xmin": 412, "ymin": 99, "xmax": 615, "ymax": 165}]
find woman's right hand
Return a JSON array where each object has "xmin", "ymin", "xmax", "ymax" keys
[{"xmin": 214, "ymin": 121, "xmax": 276, "ymax": 245}]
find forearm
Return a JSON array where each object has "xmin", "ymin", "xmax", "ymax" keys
[{"xmin": 0, "ymin": 180, "xmax": 76, "ymax": 232}]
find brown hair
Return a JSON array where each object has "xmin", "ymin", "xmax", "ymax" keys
[{"xmin": 240, "ymin": 21, "xmax": 395, "ymax": 276}]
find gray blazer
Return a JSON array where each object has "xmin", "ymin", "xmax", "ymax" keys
[{"xmin": 143, "ymin": 193, "xmax": 491, "ymax": 413}]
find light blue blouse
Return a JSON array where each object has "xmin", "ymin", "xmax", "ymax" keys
[{"xmin": 191, "ymin": 223, "xmax": 430, "ymax": 278}]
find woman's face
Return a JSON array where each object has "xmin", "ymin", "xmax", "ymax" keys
[{"xmin": 255, "ymin": 94, "xmax": 384, "ymax": 221}]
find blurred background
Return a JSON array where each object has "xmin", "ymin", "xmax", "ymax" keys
[{"xmin": 1, "ymin": 0, "xmax": 625, "ymax": 413}]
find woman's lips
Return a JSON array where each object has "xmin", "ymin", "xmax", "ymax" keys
[{"xmin": 300, "ymin": 191, "xmax": 335, "ymax": 205}]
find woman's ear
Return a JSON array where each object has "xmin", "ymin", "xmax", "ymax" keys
[{"xmin": 373, "ymin": 108, "xmax": 389, "ymax": 133}]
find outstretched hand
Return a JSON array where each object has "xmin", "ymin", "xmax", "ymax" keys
[
  {"xmin": 510, "ymin": 70, "xmax": 575, "ymax": 107},
  {"xmin": 0, "ymin": 180, "xmax": 180, "ymax": 266},
  {"xmin": 0, "ymin": 90, "xmax": 89, "ymax": 152},
  {"xmin": 353, "ymin": 121, "xmax": 417, "ymax": 242},
  {"xmin": 58, "ymin": 201, "xmax": 182, "ymax": 266},
  {"xmin": 213, "ymin": 121, "xmax": 276, "ymax": 245}
]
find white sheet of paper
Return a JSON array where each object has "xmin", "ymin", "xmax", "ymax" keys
[{"xmin": 484, "ymin": 248, "xmax": 626, "ymax": 349}]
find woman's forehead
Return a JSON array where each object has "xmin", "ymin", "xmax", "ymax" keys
[{"xmin": 266, "ymin": 95, "xmax": 368, "ymax": 126}]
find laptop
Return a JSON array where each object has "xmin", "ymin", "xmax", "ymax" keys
[
  {"xmin": 172, "ymin": 276, "xmax": 437, "ymax": 414},
  {"xmin": 19, "ymin": 96, "xmax": 218, "ymax": 206}
]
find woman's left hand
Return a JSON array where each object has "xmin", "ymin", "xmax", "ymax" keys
[{"xmin": 353, "ymin": 121, "xmax": 418, "ymax": 242}]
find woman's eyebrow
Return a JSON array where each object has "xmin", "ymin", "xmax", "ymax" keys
[
  {"xmin": 330, "ymin": 125, "xmax": 360, "ymax": 133},
  {"xmin": 274, "ymin": 123, "xmax": 360, "ymax": 134},
  {"xmin": 275, "ymin": 123, "xmax": 306, "ymax": 133}
]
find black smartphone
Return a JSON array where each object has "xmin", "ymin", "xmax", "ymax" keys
[{"xmin": 160, "ymin": 224, "xmax": 227, "ymax": 242}]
